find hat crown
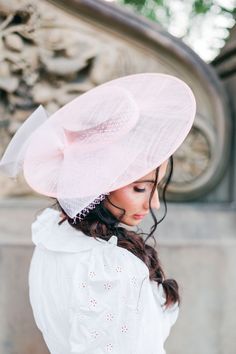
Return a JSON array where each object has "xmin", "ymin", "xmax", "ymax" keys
[{"xmin": 60, "ymin": 85, "xmax": 139, "ymax": 152}]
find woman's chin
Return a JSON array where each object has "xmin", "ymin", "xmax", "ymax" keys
[{"xmin": 121, "ymin": 217, "xmax": 142, "ymax": 227}]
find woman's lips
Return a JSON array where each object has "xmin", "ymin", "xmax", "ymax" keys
[{"xmin": 133, "ymin": 214, "xmax": 147, "ymax": 220}]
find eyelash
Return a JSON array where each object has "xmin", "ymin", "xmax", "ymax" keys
[
  {"xmin": 134, "ymin": 187, "xmax": 146, "ymax": 193},
  {"xmin": 134, "ymin": 183, "xmax": 161, "ymax": 193}
]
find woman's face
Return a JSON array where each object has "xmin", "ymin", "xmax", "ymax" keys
[{"xmin": 104, "ymin": 161, "xmax": 168, "ymax": 226}]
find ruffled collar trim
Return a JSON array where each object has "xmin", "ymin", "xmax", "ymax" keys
[
  {"xmin": 32, "ymin": 208, "xmax": 179, "ymax": 314},
  {"xmin": 32, "ymin": 208, "xmax": 118, "ymax": 252}
]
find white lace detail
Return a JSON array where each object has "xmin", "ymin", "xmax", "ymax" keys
[{"xmin": 72, "ymin": 192, "xmax": 110, "ymax": 223}]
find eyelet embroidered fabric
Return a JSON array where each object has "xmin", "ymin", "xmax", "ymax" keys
[{"xmin": 29, "ymin": 209, "xmax": 179, "ymax": 354}]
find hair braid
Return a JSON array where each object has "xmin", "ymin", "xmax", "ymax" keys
[{"xmin": 56, "ymin": 156, "xmax": 180, "ymax": 308}]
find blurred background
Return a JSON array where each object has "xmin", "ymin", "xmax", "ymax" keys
[{"xmin": 0, "ymin": 0, "xmax": 235, "ymax": 353}]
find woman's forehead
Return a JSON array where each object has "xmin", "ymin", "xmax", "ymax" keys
[
  {"xmin": 137, "ymin": 161, "xmax": 168, "ymax": 182},
  {"xmin": 139, "ymin": 170, "xmax": 156, "ymax": 180}
]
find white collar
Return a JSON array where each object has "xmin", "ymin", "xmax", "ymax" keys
[
  {"xmin": 117, "ymin": 221, "xmax": 137, "ymax": 231},
  {"xmin": 32, "ymin": 208, "xmax": 118, "ymax": 253}
]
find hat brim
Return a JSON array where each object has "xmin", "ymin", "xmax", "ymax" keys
[{"xmin": 22, "ymin": 73, "xmax": 196, "ymax": 215}]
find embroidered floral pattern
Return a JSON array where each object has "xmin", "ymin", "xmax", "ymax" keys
[
  {"xmin": 115, "ymin": 265, "xmax": 122, "ymax": 273},
  {"xmin": 121, "ymin": 324, "xmax": 128, "ymax": 333},
  {"xmin": 89, "ymin": 298, "xmax": 97, "ymax": 308},
  {"xmin": 31, "ymin": 209, "xmax": 180, "ymax": 354},
  {"xmin": 105, "ymin": 343, "xmax": 113, "ymax": 352},
  {"xmin": 89, "ymin": 271, "xmax": 96, "ymax": 278},
  {"xmin": 104, "ymin": 282, "xmax": 112, "ymax": 290},
  {"xmin": 131, "ymin": 276, "xmax": 138, "ymax": 287},
  {"xmin": 106, "ymin": 312, "xmax": 114, "ymax": 321},
  {"xmin": 90, "ymin": 330, "xmax": 99, "ymax": 339}
]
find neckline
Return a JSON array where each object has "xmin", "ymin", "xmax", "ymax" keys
[{"xmin": 117, "ymin": 222, "xmax": 137, "ymax": 231}]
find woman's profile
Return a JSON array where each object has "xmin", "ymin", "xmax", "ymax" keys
[{"xmin": 0, "ymin": 73, "xmax": 196, "ymax": 354}]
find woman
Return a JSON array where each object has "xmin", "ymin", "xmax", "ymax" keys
[{"xmin": 0, "ymin": 73, "xmax": 196, "ymax": 353}]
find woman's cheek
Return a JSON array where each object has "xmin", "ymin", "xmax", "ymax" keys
[
  {"xmin": 114, "ymin": 188, "xmax": 136, "ymax": 210},
  {"xmin": 117, "ymin": 190, "xmax": 133, "ymax": 208}
]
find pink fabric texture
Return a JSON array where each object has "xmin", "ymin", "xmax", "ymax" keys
[{"xmin": 0, "ymin": 73, "xmax": 196, "ymax": 217}]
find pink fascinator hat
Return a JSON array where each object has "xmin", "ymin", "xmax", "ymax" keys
[{"xmin": 0, "ymin": 73, "xmax": 196, "ymax": 218}]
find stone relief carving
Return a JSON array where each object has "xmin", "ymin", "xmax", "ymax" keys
[
  {"xmin": 169, "ymin": 117, "xmax": 213, "ymax": 197},
  {"xmin": 0, "ymin": 2, "xmax": 97, "ymax": 118},
  {"xmin": 0, "ymin": 0, "xmax": 228, "ymax": 200}
]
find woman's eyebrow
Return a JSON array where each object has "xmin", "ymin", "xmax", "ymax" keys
[{"xmin": 133, "ymin": 179, "xmax": 155, "ymax": 183}]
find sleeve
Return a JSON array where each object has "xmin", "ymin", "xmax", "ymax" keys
[
  {"xmin": 160, "ymin": 283, "xmax": 179, "ymax": 343},
  {"xmin": 162, "ymin": 303, "xmax": 179, "ymax": 343},
  {"xmin": 68, "ymin": 239, "xmax": 149, "ymax": 353}
]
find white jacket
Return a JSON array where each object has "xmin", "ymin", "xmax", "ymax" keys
[{"xmin": 29, "ymin": 208, "xmax": 179, "ymax": 354}]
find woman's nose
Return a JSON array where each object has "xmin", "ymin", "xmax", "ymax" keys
[
  {"xmin": 143, "ymin": 189, "xmax": 160, "ymax": 210},
  {"xmin": 152, "ymin": 189, "xmax": 160, "ymax": 210}
]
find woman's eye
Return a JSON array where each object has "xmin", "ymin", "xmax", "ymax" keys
[{"xmin": 134, "ymin": 186, "xmax": 146, "ymax": 193}]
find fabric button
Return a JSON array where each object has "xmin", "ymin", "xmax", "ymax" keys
[{"xmin": 108, "ymin": 235, "xmax": 118, "ymax": 245}]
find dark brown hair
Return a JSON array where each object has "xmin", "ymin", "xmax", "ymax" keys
[{"xmin": 57, "ymin": 156, "xmax": 180, "ymax": 308}]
